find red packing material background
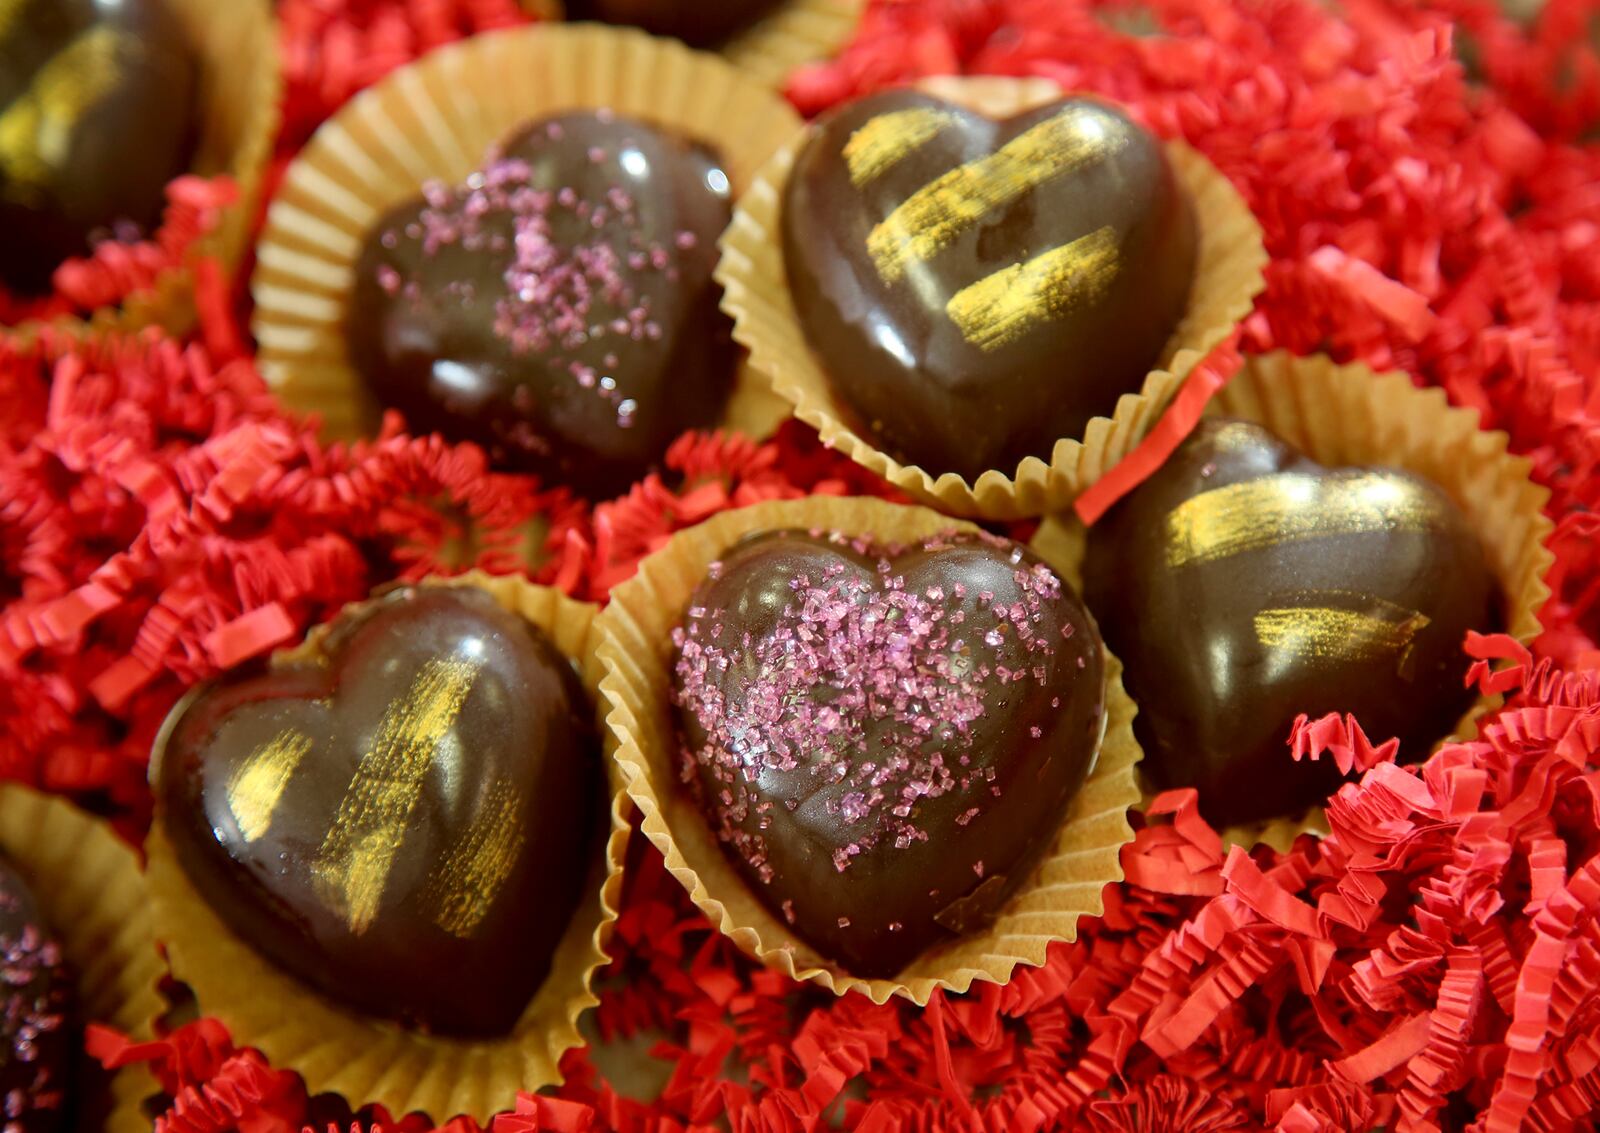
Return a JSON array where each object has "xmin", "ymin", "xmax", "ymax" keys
[{"xmin": 7, "ymin": 0, "xmax": 1600, "ymax": 1129}]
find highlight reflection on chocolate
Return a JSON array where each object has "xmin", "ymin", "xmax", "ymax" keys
[
  {"xmin": 783, "ymin": 91, "xmax": 1197, "ymax": 482},
  {"xmin": 0, "ymin": 0, "xmax": 196, "ymax": 294},
  {"xmin": 156, "ymin": 587, "xmax": 601, "ymax": 1036},
  {"xmin": 1082, "ymin": 419, "xmax": 1499, "ymax": 828}
]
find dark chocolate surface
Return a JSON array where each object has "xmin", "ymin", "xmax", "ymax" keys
[
  {"xmin": 156, "ymin": 587, "xmax": 601, "ymax": 1036},
  {"xmin": 348, "ymin": 111, "xmax": 736, "ymax": 498},
  {"xmin": 1082, "ymin": 418, "xmax": 1499, "ymax": 828},
  {"xmin": 565, "ymin": 0, "xmax": 783, "ymax": 47},
  {"xmin": 782, "ymin": 91, "xmax": 1197, "ymax": 482},
  {"xmin": 0, "ymin": 856, "xmax": 74, "ymax": 1133},
  {"xmin": 0, "ymin": 0, "xmax": 196, "ymax": 294},
  {"xmin": 672, "ymin": 529, "xmax": 1106, "ymax": 977}
]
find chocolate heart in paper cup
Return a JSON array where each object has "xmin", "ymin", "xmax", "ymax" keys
[
  {"xmin": 145, "ymin": 574, "xmax": 629, "ymax": 1123},
  {"xmin": 5, "ymin": 0, "xmax": 279, "ymax": 349},
  {"xmin": 0, "ymin": 784, "xmax": 167, "ymax": 1133},
  {"xmin": 716, "ymin": 75, "xmax": 1268, "ymax": 520},
  {"xmin": 1033, "ymin": 350, "xmax": 1553, "ymax": 851},
  {"xmin": 252, "ymin": 23, "xmax": 803, "ymax": 477},
  {"xmin": 558, "ymin": 0, "xmax": 865, "ymax": 87},
  {"xmin": 598, "ymin": 496, "xmax": 1144, "ymax": 1004}
]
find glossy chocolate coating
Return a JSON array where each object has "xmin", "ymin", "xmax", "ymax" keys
[
  {"xmin": 672, "ymin": 530, "xmax": 1106, "ymax": 977},
  {"xmin": 156, "ymin": 587, "xmax": 601, "ymax": 1036},
  {"xmin": 0, "ymin": 857, "xmax": 74, "ymax": 1133},
  {"xmin": 565, "ymin": 0, "xmax": 783, "ymax": 46},
  {"xmin": 0, "ymin": 0, "xmax": 196, "ymax": 294},
  {"xmin": 1082, "ymin": 418, "xmax": 1499, "ymax": 828},
  {"xmin": 783, "ymin": 92, "xmax": 1197, "ymax": 482},
  {"xmin": 349, "ymin": 112, "xmax": 736, "ymax": 498}
]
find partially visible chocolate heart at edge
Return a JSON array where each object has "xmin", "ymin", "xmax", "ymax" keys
[
  {"xmin": 783, "ymin": 91, "xmax": 1198, "ymax": 482},
  {"xmin": 1083, "ymin": 418, "xmax": 1500, "ymax": 828},
  {"xmin": 155, "ymin": 586, "xmax": 601, "ymax": 1036},
  {"xmin": 672, "ymin": 529, "xmax": 1107, "ymax": 978}
]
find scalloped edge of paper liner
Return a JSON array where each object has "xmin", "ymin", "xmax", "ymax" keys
[
  {"xmin": 4, "ymin": 0, "xmax": 282, "ymax": 348},
  {"xmin": 596, "ymin": 496, "xmax": 1144, "ymax": 1006},
  {"xmin": 720, "ymin": 0, "xmax": 865, "ymax": 87},
  {"xmin": 250, "ymin": 21, "xmax": 804, "ymax": 446},
  {"xmin": 1031, "ymin": 349, "xmax": 1555, "ymax": 851},
  {"xmin": 714, "ymin": 75, "xmax": 1269, "ymax": 521},
  {"xmin": 0, "ymin": 784, "xmax": 166, "ymax": 1133},
  {"xmin": 144, "ymin": 573, "xmax": 629, "ymax": 1123}
]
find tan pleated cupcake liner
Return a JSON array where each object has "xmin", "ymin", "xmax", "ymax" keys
[
  {"xmin": 720, "ymin": 0, "xmax": 865, "ymax": 87},
  {"xmin": 0, "ymin": 785, "xmax": 165, "ymax": 1133},
  {"xmin": 597, "ymin": 496, "xmax": 1144, "ymax": 1005},
  {"xmin": 715, "ymin": 75, "xmax": 1269, "ymax": 520},
  {"xmin": 1032, "ymin": 349, "xmax": 1554, "ymax": 851},
  {"xmin": 6, "ymin": 0, "xmax": 281, "ymax": 348},
  {"xmin": 252, "ymin": 22, "xmax": 804, "ymax": 445},
  {"xmin": 146, "ymin": 573, "xmax": 629, "ymax": 1123}
]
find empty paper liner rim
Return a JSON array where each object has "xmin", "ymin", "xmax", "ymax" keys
[
  {"xmin": 597, "ymin": 495, "xmax": 1144, "ymax": 1005},
  {"xmin": 144, "ymin": 573, "xmax": 628, "ymax": 1122}
]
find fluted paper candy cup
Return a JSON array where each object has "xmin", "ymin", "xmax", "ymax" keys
[
  {"xmin": 145, "ymin": 574, "xmax": 629, "ymax": 1123},
  {"xmin": 1033, "ymin": 350, "xmax": 1554, "ymax": 851},
  {"xmin": 252, "ymin": 22, "xmax": 803, "ymax": 447},
  {"xmin": 716, "ymin": 75, "xmax": 1268, "ymax": 520},
  {"xmin": 598, "ymin": 496, "xmax": 1143, "ymax": 1004}
]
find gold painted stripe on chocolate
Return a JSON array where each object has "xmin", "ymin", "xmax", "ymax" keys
[
  {"xmin": 424, "ymin": 776, "xmax": 527, "ymax": 939},
  {"xmin": 843, "ymin": 108, "xmax": 959, "ymax": 187},
  {"xmin": 946, "ymin": 226, "xmax": 1120, "ymax": 351},
  {"xmin": 0, "ymin": 27, "xmax": 126, "ymax": 189},
  {"xmin": 313, "ymin": 656, "xmax": 480, "ymax": 936},
  {"xmin": 1254, "ymin": 602, "xmax": 1431, "ymax": 663},
  {"xmin": 866, "ymin": 106, "xmax": 1124, "ymax": 284},
  {"xmin": 226, "ymin": 730, "xmax": 314, "ymax": 843},
  {"xmin": 1164, "ymin": 471, "xmax": 1443, "ymax": 569}
]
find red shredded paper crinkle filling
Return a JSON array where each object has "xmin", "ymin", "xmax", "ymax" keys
[{"xmin": 5, "ymin": 0, "xmax": 1600, "ymax": 1128}]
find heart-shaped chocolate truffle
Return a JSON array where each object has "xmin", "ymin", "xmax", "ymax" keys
[
  {"xmin": 672, "ymin": 529, "xmax": 1106, "ymax": 977},
  {"xmin": 349, "ymin": 112, "xmax": 736, "ymax": 498},
  {"xmin": 782, "ymin": 92, "xmax": 1197, "ymax": 482},
  {"xmin": 155, "ymin": 587, "xmax": 601, "ymax": 1036},
  {"xmin": 564, "ymin": 0, "xmax": 783, "ymax": 47},
  {"xmin": 1082, "ymin": 418, "xmax": 1499, "ymax": 828},
  {"xmin": 0, "ymin": 0, "xmax": 197, "ymax": 293}
]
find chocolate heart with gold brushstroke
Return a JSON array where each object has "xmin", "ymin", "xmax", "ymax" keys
[
  {"xmin": 1082, "ymin": 419, "xmax": 1499, "ymax": 828},
  {"xmin": 154, "ymin": 587, "xmax": 600, "ymax": 1036},
  {"xmin": 782, "ymin": 92, "xmax": 1197, "ymax": 482}
]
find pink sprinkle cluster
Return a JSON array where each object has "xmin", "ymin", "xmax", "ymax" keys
[
  {"xmin": 379, "ymin": 129, "xmax": 700, "ymax": 429},
  {"xmin": 672, "ymin": 532, "xmax": 1066, "ymax": 881},
  {"xmin": 0, "ymin": 908, "xmax": 69, "ymax": 1129}
]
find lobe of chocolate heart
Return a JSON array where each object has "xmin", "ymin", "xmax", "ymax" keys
[
  {"xmin": 348, "ymin": 112, "xmax": 737, "ymax": 498},
  {"xmin": 0, "ymin": 0, "xmax": 197, "ymax": 294},
  {"xmin": 564, "ymin": 0, "xmax": 783, "ymax": 47},
  {"xmin": 782, "ymin": 92, "xmax": 1198, "ymax": 483},
  {"xmin": 672, "ymin": 530, "xmax": 1106, "ymax": 977},
  {"xmin": 155, "ymin": 587, "xmax": 601, "ymax": 1036},
  {"xmin": 1082, "ymin": 418, "xmax": 1499, "ymax": 828}
]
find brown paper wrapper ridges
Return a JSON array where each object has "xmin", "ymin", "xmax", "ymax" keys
[
  {"xmin": 1033, "ymin": 350, "xmax": 1554, "ymax": 853},
  {"xmin": 252, "ymin": 22, "xmax": 803, "ymax": 445},
  {"xmin": 715, "ymin": 75, "xmax": 1269, "ymax": 520},
  {"xmin": 597, "ymin": 496, "xmax": 1144, "ymax": 1005},
  {"xmin": 145, "ymin": 573, "xmax": 629, "ymax": 1123},
  {"xmin": 0, "ymin": 785, "xmax": 166, "ymax": 1133},
  {"xmin": 8, "ymin": 0, "xmax": 281, "ymax": 349}
]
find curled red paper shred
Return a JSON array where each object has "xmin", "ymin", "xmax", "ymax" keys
[{"xmin": 16, "ymin": 0, "xmax": 1600, "ymax": 1128}]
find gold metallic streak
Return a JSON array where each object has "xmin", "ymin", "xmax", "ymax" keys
[
  {"xmin": 843, "ymin": 108, "xmax": 958, "ymax": 187},
  {"xmin": 226, "ymin": 730, "xmax": 314, "ymax": 843},
  {"xmin": 1164, "ymin": 470, "xmax": 1442, "ymax": 569},
  {"xmin": 313, "ymin": 657, "xmax": 480, "ymax": 936},
  {"xmin": 424, "ymin": 776, "xmax": 527, "ymax": 938},
  {"xmin": 946, "ymin": 226, "xmax": 1119, "ymax": 351},
  {"xmin": 867, "ymin": 107, "xmax": 1124, "ymax": 283},
  {"xmin": 0, "ymin": 27, "xmax": 125, "ymax": 191},
  {"xmin": 1254, "ymin": 600, "xmax": 1431, "ymax": 664}
]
